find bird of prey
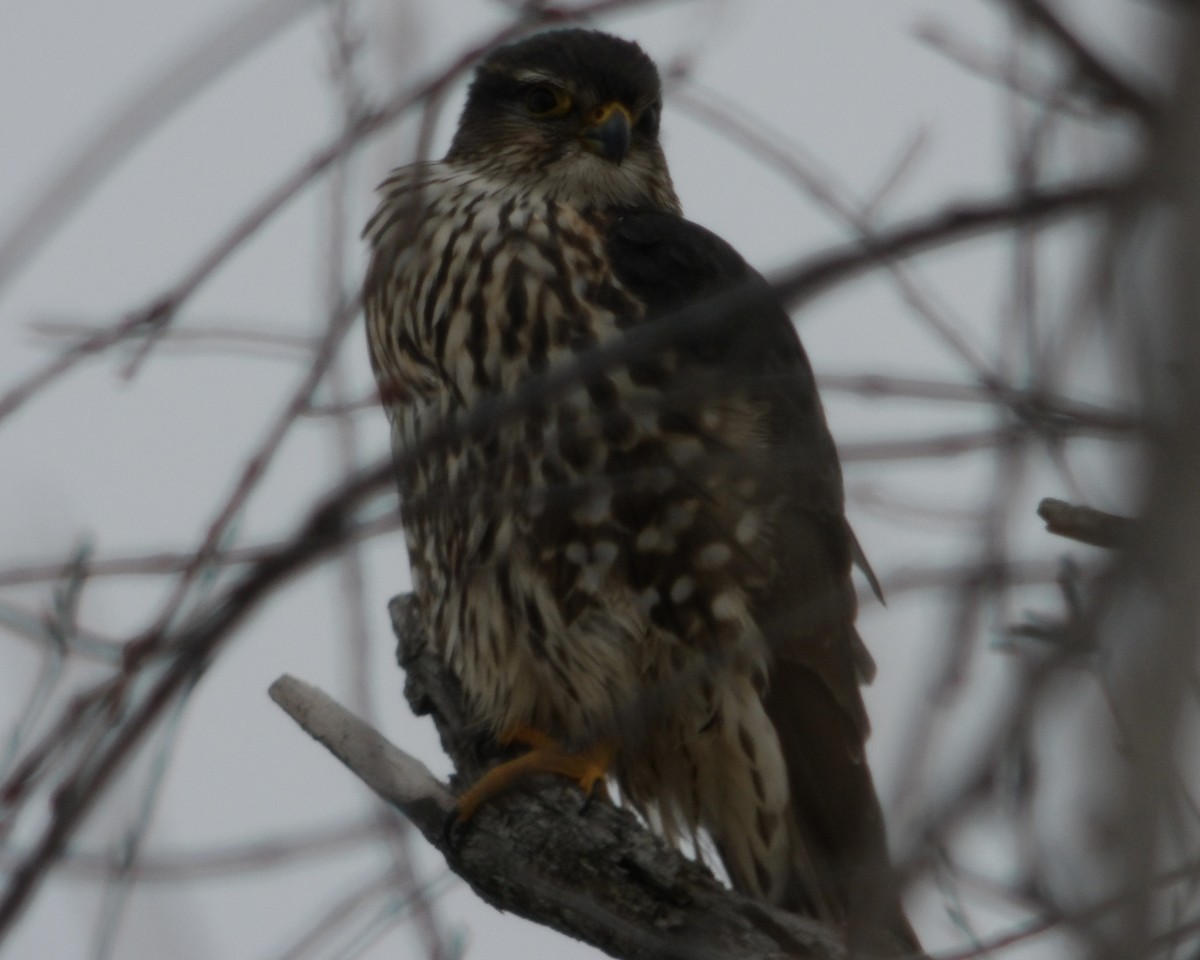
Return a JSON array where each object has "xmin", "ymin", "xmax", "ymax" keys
[{"xmin": 364, "ymin": 28, "xmax": 918, "ymax": 954}]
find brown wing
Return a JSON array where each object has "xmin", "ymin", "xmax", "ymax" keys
[{"xmin": 606, "ymin": 210, "xmax": 917, "ymax": 952}]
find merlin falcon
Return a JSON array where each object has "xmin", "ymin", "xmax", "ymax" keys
[{"xmin": 364, "ymin": 29, "xmax": 918, "ymax": 953}]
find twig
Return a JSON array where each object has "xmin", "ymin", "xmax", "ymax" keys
[
  {"xmin": 129, "ymin": 292, "xmax": 363, "ymax": 661},
  {"xmin": 916, "ymin": 21, "xmax": 1101, "ymax": 120},
  {"xmin": 321, "ymin": 4, "xmax": 451, "ymax": 952},
  {"xmin": 1037, "ymin": 497, "xmax": 1133, "ymax": 548},
  {"xmin": 936, "ymin": 855, "xmax": 1200, "ymax": 960},
  {"xmin": 0, "ymin": 455, "xmax": 396, "ymax": 938},
  {"xmin": 818, "ymin": 373, "xmax": 1138, "ymax": 434},
  {"xmin": 839, "ymin": 428, "xmax": 1020, "ymax": 463},
  {"xmin": 775, "ymin": 177, "xmax": 1118, "ymax": 307},
  {"xmin": 30, "ymin": 318, "xmax": 320, "ymax": 360},
  {"xmin": 997, "ymin": 0, "xmax": 1158, "ymax": 120},
  {"xmin": 0, "ymin": 820, "xmax": 379, "ymax": 880},
  {"xmin": 268, "ymin": 675, "xmax": 453, "ymax": 831},
  {"xmin": 267, "ymin": 871, "xmax": 396, "ymax": 960},
  {"xmin": 0, "ymin": 514, "xmax": 400, "ymax": 588}
]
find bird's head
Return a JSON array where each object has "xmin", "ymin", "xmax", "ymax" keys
[{"xmin": 446, "ymin": 29, "xmax": 681, "ymax": 214}]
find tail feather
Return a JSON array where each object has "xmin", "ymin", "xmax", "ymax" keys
[
  {"xmin": 620, "ymin": 645, "xmax": 920, "ymax": 955},
  {"xmin": 694, "ymin": 677, "xmax": 817, "ymax": 906},
  {"xmin": 764, "ymin": 659, "xmax": 920, "ymax": 955}
]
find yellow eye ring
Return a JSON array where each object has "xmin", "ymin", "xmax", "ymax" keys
[{"xmin": 524, "ymin": 84, "xmax": 571, "ymax": 118}]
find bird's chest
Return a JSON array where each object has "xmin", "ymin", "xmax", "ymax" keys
[
  {"xmin": 369, "ymin": 184, "xmax": 647, "ymax": 593},
  {"xmin": 377, "ymin": 191, "xmax": 630, "ymax": 418},
  {"xmin": 365, "ymin": 177, "xmax": 783, "ymax": 742}
]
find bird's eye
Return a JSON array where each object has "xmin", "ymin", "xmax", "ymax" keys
[
  {"xmin": 524, "ymin": 84, "xmax": 569, "ymax": 117},
  {"xmin": 636, "ymin": 103, "xmax": 660, "ymax": 137}
]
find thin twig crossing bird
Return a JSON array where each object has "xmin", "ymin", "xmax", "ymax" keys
[{"xmin": 364, "ymin": 28, "xmax": 918, "ymax": 954}]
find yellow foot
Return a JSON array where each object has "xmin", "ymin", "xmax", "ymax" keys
[{"xmin": 455, "ymin": 727, "xmax": 616, "ymax": 822}]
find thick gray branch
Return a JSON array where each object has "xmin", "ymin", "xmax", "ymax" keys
[
  {"xmin": 269, "ymin": 675, "xmax": 453, "ymax": 837},
  {"xmin": 269, "ymin": 595, "xmax": 851, "ymax": 960}
]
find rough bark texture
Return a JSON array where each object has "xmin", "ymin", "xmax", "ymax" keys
[
  {"xmin": 270, "ymin": 593, "xmax": 870, "ymax": 960},
  {"xmin": 392, "ymin": 593, "xmax": 849, "ymax": 960}
]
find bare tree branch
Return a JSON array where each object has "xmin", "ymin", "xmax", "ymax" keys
[
  {"xmin": 0, "ymin": 456, "xmax": 395, "ymax": 939},
  {"xmin": 0, "ymin": 820, "xmax": 380, "ymax": 880},
  {"xmin": 268, "ymin": 599, "xmax": 858, "ymax": 960},
  {"xmin": 0, "ymin": 514, "xmax": 400, "ymax": 589},
  {"xmin": 1037, "ymin": 497, "xmax": 1133, "ymax": 548},
  {"xmin": 996, "ymin": 0, "xmax": 1158, "ymax": 119}
]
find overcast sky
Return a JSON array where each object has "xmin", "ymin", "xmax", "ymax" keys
[{"xmin": 0, "ymin": 1, "xmax": 1157, "ymax": 958}]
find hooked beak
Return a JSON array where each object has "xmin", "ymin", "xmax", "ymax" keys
[{"xmin": 580, "ymin": 102, "xmax": 632, "ymax": 164}]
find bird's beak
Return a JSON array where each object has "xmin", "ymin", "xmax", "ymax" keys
[{"xmin": 580, "ymin": 102, "xmax": 632, "ymax": 164}]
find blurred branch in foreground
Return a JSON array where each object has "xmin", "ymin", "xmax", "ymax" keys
[
  {"xmin": 1037, "ymin": 497, "xmax": 1133, "ymax": 549},
  {"xmin": 3, "ymin": 3, "xmax": 1192, "ymax": 957},
  {"xmin": 0, "ymin": 170, "xmax": 1127, "ymax": 952}
]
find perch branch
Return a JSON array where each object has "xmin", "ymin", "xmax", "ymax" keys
[{"xmin": 269, "ymin": 595, "xmax": 856, "ymax": 960}]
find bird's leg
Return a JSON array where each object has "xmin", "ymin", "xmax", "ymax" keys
[
  {"xmin": 497, "ymin": 725, "xmax": 555, "ymax": 750},
  {"xmin": 455, "ymin": 726, "xmax": 616, "ymax": 821}
]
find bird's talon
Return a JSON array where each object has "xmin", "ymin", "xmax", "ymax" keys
[
  {"xmin": 498, "ymin": 724, "xmax": 557, "ymax": 752},
  {"xmin": 448, "ymin": 733, "xmax": 615, "ymax": 824}
]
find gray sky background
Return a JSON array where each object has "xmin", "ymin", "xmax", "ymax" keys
[{"xmin": 0, "ymin": 1, "xmax": 1157, "ymax": 957}]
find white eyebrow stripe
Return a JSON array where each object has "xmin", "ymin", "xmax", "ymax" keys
[{"xmin": 512, "ymin": 69, "xmax": 560, "ymax": 85}]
